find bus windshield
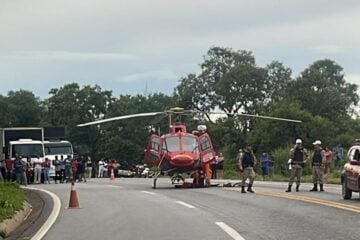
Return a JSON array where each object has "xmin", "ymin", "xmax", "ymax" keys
[
  {"xmin": 12, "ymin": 144, "xmax": 44, "ymax": 158},
  {"xmin": 44, "ymin": 143, "xmax": 73, "ymax": 155}
]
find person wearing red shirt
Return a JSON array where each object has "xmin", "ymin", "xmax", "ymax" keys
[
  {"xmin": 71, "ymin": 158, "xmax": 78, "ymax": 182},
  {"xmin": 324, "ymin": 147, "xmax": 333, "ymax": 174},
  {"xmin": 5, "ymin": 155, "xmax": 14, "ymax": 182}
]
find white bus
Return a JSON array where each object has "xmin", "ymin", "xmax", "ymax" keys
[{"xmin": 44, "ymin": 140, "xmax": 74, "ymax": 177}]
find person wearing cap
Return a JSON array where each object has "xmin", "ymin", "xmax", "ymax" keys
[
  {"xmin": 310, "ymin": 140, "xmax": 326, "ymax": 192},
  {"xmin": 239, "ymin": 144, "xmax": 257, "ymax": 193},
  {"xmin": 286, "ymin": 139, "xmax": 308, "ymax": 192}
]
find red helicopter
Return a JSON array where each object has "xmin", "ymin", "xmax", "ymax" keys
[{"xmin": 78, "ymin": 107, "xmax": 301, "ymax": 188}]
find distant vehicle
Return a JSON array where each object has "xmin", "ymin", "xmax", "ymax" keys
[
  {"xmin": 44, "ymin": 140, "xmax": 74, "ymax": 177},
  {"xmin": 118, "ymin": 169, "xmax": 135, "ymax": 178},
  {"xmin": 341, "ymin": 143, "xmax": 360, "ymax": 200},
  {"xmin": 0, "ymin": 128, "xmax": 45, "ymax": 161},
  {"xmin": 141, "ymin": 166, "xmax": 153, "ymax": 178},
  {"xmin": 43, "ymin": 127, "xmax": 73, "ymax": 177}
]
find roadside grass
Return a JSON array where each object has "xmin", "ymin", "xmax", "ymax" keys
[{"xmin": 0, "ymin": 182, "xmax": 25, "ymax": 223}]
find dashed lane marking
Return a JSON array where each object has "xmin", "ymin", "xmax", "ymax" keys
[
  {"xmin": 106, "ymin": 185, "xmax": 123, "ymax": 188},
  {"xmin": 141, "ymin": 191, "xmax": 156, "ymax": 195},
  {"xmin": 215, "ymin": 222, "xmax": 246, "ymax": 240},
  {"xmin": 176, "ymin": 201, "xmax": 196, "ymax": 209}
]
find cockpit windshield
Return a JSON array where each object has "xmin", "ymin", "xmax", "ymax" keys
[
  {"xmin": 164, "ymin": 137, "xmax": 180, "ymax": 152},
  {"xmin": 163, "ymin": 134, "xmax": 198, "ymax": 153},
  {"xmin": 182, "ymin": 135, "xmax": 198, "ymax": 153}
]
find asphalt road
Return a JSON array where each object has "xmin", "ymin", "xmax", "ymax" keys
[{"xmin": 28, "ymin": 178, "xmax": 360, "ymax": 240}]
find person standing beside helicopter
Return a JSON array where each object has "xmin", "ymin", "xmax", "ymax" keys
[
  {"xmin": 216, "ymin": 153, "xmax": 224, "ymax": 179},
  {"xmin": 239, "ymin": 144, "xmax": 257, "ymax": 193}
]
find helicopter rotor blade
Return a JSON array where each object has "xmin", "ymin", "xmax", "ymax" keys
[
  {"xmin": 77, "ymin": 112, "xmax": 165, "ymax": 127},
  {"xmin": 208, "ymin": 112, "xmax": 302, "ymax": 123}
]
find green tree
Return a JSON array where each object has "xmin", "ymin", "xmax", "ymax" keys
[
  {"xmin": 43, "ymin": 83, "xmax": 113, "ymax": 156},
  {"xmin": 0, "ymin": 90, "xmax": 43, "ymax": 127},
  {"xmin": 265, "ymin": 61, "xmax": 292, "ymax": 104},
  {"xmin": 286, "ymin": 59, "xmax": 358, "ymax": 124},
  {"xmin": 248, "ymin": 101, "xmax": 337, "ymax": 151},
  {"xmin": 176, "ymin": 47, "xmax": 258, "ymax": 115}
]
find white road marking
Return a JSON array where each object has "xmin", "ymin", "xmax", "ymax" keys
[
  {"xmin": 176, "ymin": 201, "xmax": 196, "ymax": 209},
  {"xmin": 107, "ymin": 185, "xmax": 122, "ymax": 188},
  {"xmin": 23, "ymin": 187, "xmax": 61, "ymax": 240},
  {"xmin": 215, "ymin": 222, "xmax": 246, "ymax": 240},
  {"xmin": 141, "ymin": 191, "xmax": 156, "ymax": 195}
]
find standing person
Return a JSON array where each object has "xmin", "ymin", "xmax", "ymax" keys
[
  {"xmin": 103, "ymin": 160, "xmax": 109, "ymax": 178},
  {"xmin": 14, "ymin": 155, "xmax": 23, "ymax": 185},
  {"xmin": 268, "ymin": 153, "xmax": 275, "ymax": 180},
  {"xmin": 26, "ymin": 157, "xmax": 33, "ymax": 184},
  {"xmin": 216, "ymin": 153, "xmax": 224, "ymax": 179},
  {"xmin": 113, "ymin": 161, "xmax": 120, "ymax": 178},
  {"xmin": 260, "ymin": 153, "xmax": 270, "ymax": 181},
  {"xmin": 286, "ymin": 139, "xmax": 308, "ymax": 192},
  {"xmin": 235, "ymin": 149, "xmax": 243, "ymax": 179},
  {"xmin": 239, "ymin": 144, "xmax": 257, "ymax": 193},
  {"xmin": 71, "ymin": 157, "xmax": 78, "ymax": 182},
  {"xmin": 4, "ymin": 155, "xmax": 14, "ymax": 182},
  {"xmin": 0, "ymin": 161, "xmax": 4, "ymax": 181},
  {"xmin": 54, "ymin": 155, "xmax": 61, "ymax": 184},
  {"xmin": 77, "ymin": 157, "xmax": 86, "ymax": 182},
  {"xmin": 333, "ymin": 144, "xmax": 344, "ymax": 169},
  {"xmin": 91, "ymin": 160, "xmax": 97, "ymax": 178},
  {"xmin": 98, "ymin": 160, "xmax": 104, "ymax": 178},
  {"xmin": 86, "ymin": 157, "xmax": 92, "ymax": 178},
  {"xmin": 33, "ymin": 156, "xmax": 43, "ymax": 184},
  {"xmin": 65, "ymin": 155, "xmax": 72, "ymax": 183},
  {"xmin": 210, "ymin": 159, "xmax": 217, "ymax": 179},
  {"xmin": 310, "ymin": 140, "xmax": 326, "ymax": 192},
  {"xmin": 0, "ymin": 158, "xmax": 5, "ymax": 181},
  {"xmin": 60, "ymin": 155, "xmax": 66, "ymax": 183},
  {"xmin": 324, "ymin": 147, "xmax": 333, "ymax": 174},
  {"xmin": 43, "ymin": 158, "xmax": 51, "ymax": 184},
  {"xmin": 107, "ymin": 160, "xmax": 113, "ymax": 179}
]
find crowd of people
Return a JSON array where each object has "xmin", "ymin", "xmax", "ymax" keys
[{"xmin": 0, "ymin": 154, "xmax": 93, "ymax": 185}]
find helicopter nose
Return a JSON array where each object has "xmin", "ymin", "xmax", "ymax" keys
[{"xmin": 171, "ymin": 154, "xmax": 194, "ymax": 165}]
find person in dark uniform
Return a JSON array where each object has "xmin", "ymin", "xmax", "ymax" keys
[
  {"xmin": 286, "ymin": 139, "xmax": 308, "ymax": 192},
  {"xmin": 239, "ymin": 144, "xmax": 257, "ymax": 193},
  {"xmin": 54, "ymin": 155, "xmax": 62, "ymax": 184},
  {"xmin": 310, "ymin": 140, "xmax": 326, "ymax": 192}
]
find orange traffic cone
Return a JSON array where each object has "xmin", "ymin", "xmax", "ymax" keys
[
  {"xmin": 110, "ymin": 169, "xmax": 115, "ymax": 181},
  {"xmin": 68, "ymin": 181, "xmax": 80, "ymax": 209}
]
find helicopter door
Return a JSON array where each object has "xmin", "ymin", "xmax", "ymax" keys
[
  {"xmin": 199, "ymin": 133, "xmax": 216, "ymax": 164},
  {"xmin": 144, "ymin": 135, "xmax": 161, "ymax": 166}
]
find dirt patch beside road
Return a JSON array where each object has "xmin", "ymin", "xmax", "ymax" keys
[{"xmin": 2, "ymin": 189, "xmax": 44, "ymax": 240}]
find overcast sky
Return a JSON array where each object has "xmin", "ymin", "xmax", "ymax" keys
[{"xmin": 1, "ymin": 0, "xmax": 360, "ymax": 98}]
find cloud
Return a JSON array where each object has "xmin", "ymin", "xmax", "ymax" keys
[
  {"xmin": 311, "ymin": 45, "xmax": 344, "ymax": 54},
  {"xmin": 118, "ymin": 70, "xmax": 178, "ymax": 83},
  {"xmin": 346, "ymin": 73, "xmax": 360, "ymax": 85},
  {"xmin": 0, "ymin": 51, "xmax": 139, "ymax": 62}
]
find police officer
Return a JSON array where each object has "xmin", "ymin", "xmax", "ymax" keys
[
  {"xmin": 286, "ymin": 139, "xmax": 308, "ymax": 192},
  {"xmin": 239, "ymin": 144, "xmax": 257, "ymax": 193},
  {"xmin": 310, "ymin": 140, "xmax": 326, "ymax": 192}
]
